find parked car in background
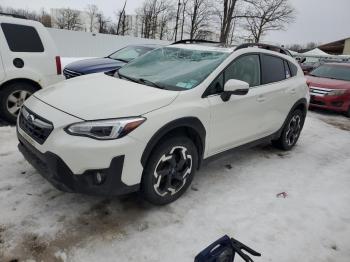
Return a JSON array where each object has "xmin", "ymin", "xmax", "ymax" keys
[
  {"xmin": 301, "ymin": 61, "xmax": 321, "ymax": 75},
  {"xmin": 307, "ymin": 63, "xmax": 350, "ymax": 117},
  {"xmin": 0, "ymin": 14, "xmax": 63, "ymax": 123},
  {"xmin": 17, "ymin": 42, "xmax": 309, "ymax": 205},
  {"xmin": 63, "ymin": 45, "xmax": 160, "ymax": 79}
]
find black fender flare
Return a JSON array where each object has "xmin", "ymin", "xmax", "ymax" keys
[
  {"xmin": 141, "ymin": 117, "xmax": 206, "ymax": 168},
  {"xmin": 275, "ymin": 98, "xmax": 308, "ymax": 139}
]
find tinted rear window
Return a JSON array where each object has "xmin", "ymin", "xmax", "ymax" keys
[
  {"xmin": 1, "ymin": 23, "xmax": 44, "ymax": 52},
  {"xmin": 261, "ymin": 54, "xmax": 285, "ymax": 84}
]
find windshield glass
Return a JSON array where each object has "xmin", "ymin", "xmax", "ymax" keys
[
  {"xmin": 118, "ymin": 47, "xmax": 230, "ymax": 90},
  {"xmin": 108, "ymin": 46, "xmax": 154, "ymax": 62},
  {"xmin": 310, "ymin": 64, "xmax": 350, "ymax": 81}
]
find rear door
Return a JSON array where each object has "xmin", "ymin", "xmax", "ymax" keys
[{"xmin": 259, "ymin": 54, "xmax": 298, "ymax": 133}]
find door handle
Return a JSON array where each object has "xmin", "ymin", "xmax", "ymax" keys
[{"xmin": 257, "ymin": 95, "xmax": 266, "ymax": 102}]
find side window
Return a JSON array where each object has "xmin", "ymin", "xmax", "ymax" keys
[
  {"xmin": 288, "ymin": 61, "xmax": 298, "ymax": 76},
  {"xmin": 225, "ymin": 55, "xmax": 261, "ymax": 87},
  {"xmin": 284, "ymin": 60, "xmax": 291, "ymax": 79},
  {"xmin": 1, "ymin": 23, "xmax": 44, "ymax": 52},
  {"xmin": 261, "ymin": 54, "xmax": 285, "ymax": 84},
  {"xmin": 207, "ymin": 73, "xmax": 224, "ymax": 95}
]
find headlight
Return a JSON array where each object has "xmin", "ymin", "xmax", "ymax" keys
[
  {"xmin": 327, "ymin": 89, "xmax": 346, "ymax": 96},
  {"xmin": 65, "ymin": 117, "xmax": 146, "ymax": 140}
]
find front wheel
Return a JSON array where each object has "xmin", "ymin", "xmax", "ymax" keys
[
  {"xmin": 272, "ymin": 109, "xmax": 305, "ymax": 150},
  {"xmin": 141, "ymin": 136, "xmax": 198, "ymax": 205},
  {"xmin": 0, "ymin": 82, "xmax": 37, "ymax": 124}
]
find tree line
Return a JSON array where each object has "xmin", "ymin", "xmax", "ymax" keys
[{"xmin": 0, "ymin": 0, "xmax": 295, "ymax": 45}]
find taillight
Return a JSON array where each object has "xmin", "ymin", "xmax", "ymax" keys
[{"xmin": 55, "ymin": 56, "xmax": 62, "ymax": 75}]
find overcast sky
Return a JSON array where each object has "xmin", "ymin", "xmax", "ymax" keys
[{"xmin": 1, "ymin": 0, "xmax": 350, "ymax": 45}]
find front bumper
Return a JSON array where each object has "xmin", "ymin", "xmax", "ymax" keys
[
  {"xmin": 309, "ymin": 94, "xmax": 350, "ymax": 112},
  {"xmin": 18, "ymin": 131, "xmax": 139, "ymax": 196}
]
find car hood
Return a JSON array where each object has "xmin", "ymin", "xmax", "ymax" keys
[
  {"xmin": 34, "ymin": 74, "xmax": 179, "ymax": 120},
  {"xmin": 306, "ymin": 76, "xmax": 350, "ymax": 90},
  {"xmin": 65, "ymin": 57, "xmax": 126, "ymax": 74}
]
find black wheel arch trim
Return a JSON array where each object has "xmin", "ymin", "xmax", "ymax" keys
[
  {"xmin": 275, "ymin": 98, "xmax": 307, "ymax": 139},
  {"xmin": 141, "ymin": 117, "xmax": 206, "ymax": 169}
]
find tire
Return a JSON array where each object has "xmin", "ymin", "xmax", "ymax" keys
[
  {"xmin": 141, "ymin": 136, "xmax": 198, "ymax": 205},
  {"xmin": 272, "ymin": 109, "xmax": 305, "ymax": 151},
  {"xmin": 0, "ymin": 82, "xmax": 37, "ymax": 124}
]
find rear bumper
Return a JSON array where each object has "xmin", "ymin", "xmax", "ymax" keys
[
  {"xmin": 310, "ymin": 94, "xmax": 350, "ymax": 112},
  {"xmin": 18, "ymin": 131, "xmax": 139, "ymax": 196}
]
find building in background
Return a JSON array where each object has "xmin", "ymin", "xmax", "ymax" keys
[{"xmin": 318, "ymin": 37, "xmax": 350, "ymax": 55}]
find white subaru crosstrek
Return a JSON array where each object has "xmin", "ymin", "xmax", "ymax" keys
[{"xmin": 17, "ymin": 42, "xmax": 309, "ymax": 205}]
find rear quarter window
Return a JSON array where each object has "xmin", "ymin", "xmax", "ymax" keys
[
  {"xmin": 1, "ymin": 23, "xmax": 44, "ymax": 52},
  {"xmin": 288, "ymin": 61, "xmax": 298, "ymax": 76},
  {"xmin": 261, "ymin": 54, "xmax": 285, "ymax": 84}
]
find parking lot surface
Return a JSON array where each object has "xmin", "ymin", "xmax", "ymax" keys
[{"xmin": 0, "ymin": 111, "xmax": 349, "ymax": 262}]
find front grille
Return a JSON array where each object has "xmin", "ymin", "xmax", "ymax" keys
[
  {"xmin": 63, "ymin": 68, "xmax": 82, "ymax": 79},
  {"xmin": 19, "ymin": 107, "xmax": 53, "ymax": 145},
  {"xmin": 310, "ymin": 99, "xmax": 326, "ymax": 106}
]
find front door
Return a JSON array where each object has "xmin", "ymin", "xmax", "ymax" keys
[{"xmin": 206, "ymin": 54, "xmax": 268, "ymax": 155}]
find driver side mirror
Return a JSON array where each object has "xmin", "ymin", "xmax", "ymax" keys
[{"xmin": 221, "ymin": 79, "xmax": 250, "ymax": 102}]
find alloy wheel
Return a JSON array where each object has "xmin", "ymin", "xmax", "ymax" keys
[
  {"xmin": 285, "ymin": 115, "xmax": 301, "ymax": 146},
  {"xmin": 153, "ymin": 146, "xmax": 193, "ymax": 197},
  {"xmin": 6, "ymin": 90, "xmax": 32, "ymax": 117}
]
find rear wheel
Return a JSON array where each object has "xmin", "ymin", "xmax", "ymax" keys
[
  {"xmin": 272, "ymin": 109, "xmax": 305, "ymax": 150},
  {"xmin": 141, "ymin": 136, "xmax": 198, "ymax": 205},
  {"xmin": 0, "ymin": 82, "xmax": 37, "ymax": 124}
]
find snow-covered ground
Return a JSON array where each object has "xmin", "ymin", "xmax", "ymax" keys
[{"xmin": 0, "ymin": 111, "xmax": 349, "ymax": 262}]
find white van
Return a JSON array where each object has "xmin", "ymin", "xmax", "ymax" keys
[{"xmin": 0, "ymin": 14, "xmax": 63, "ymax": 123}]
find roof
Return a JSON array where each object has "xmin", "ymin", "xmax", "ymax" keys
[{"xmin": 167, "ymin": 44, "xmax": 234, "ymax": 53}]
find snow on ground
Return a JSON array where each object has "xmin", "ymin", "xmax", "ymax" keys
[{"xmin": 0, "ymin": 112, "xmax": 349, "ymax": 262}]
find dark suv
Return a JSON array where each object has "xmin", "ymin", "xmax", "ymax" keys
[{"xmin": 63, "ymin": 44, "xmax": 160, "ymax": 79}]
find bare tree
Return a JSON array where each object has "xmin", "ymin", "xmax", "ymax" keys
[
  {"xmin": 39, "ymin": 9, "xmax": 52, "ymax": 27},
  {"xmin": 86, "ymin": 4, "xmax": 99, "ymax": 32},
  {"xmin": 55, "ymin": 8, "xmax": 82, "ymax": 31},
  {"xmin": 180, "ymin": 0, "xmax": 189, "ymax": 40},
  {"xmin": 173, "ymin": 0, "xmax": 182, "ymax": 41},
  {"xmin": 243, "ymin": 0, "xmax": 295, "ymax": 42},
  {"xmin": 137, "ymin": 0, "xmax": 171, "ymax": 39},
  {"xmin": 116, "ymin": 0, "xmax": 127, "ymax": 35},
  {"xmin": 187, "ymin": 0, "xmax": 212, "ymax": 39},
  {"xmin": 96, "ymin": 13, "xmax": 110, "ymax": 33},
  {"xmin": 218, "ymin": 0, "xmax": 239, "ymax": 44}
]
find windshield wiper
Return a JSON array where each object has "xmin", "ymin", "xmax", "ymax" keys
[
  {"xmin": 138, "ymin": 78, "xmax": 165, "ymax": 89},
  {"xmin": 118, "ymin": 72, "xmax": 139, "ymax": 83},
  {"xmin": 107, "ymin": 56, "xmax": 129, "ymax": 63}
]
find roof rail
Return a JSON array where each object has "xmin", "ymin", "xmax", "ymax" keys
[
  {"xmin": 235, "ymin": 43, "xmax": 293, "ymax": 57},
  {"xmin": 0, "ymin": 12, "xmax": 27, "ymax": 19},
  {"xmin": 171, "ymin": 39, "xmax": 224, "ymax": 45}
]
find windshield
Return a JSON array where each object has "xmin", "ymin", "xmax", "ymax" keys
[
  {"xmin": 108, "ymin": 46, "xmax": 154, "ymax": 62},
  {"xmin": 118, "ymin": 47, "xmax": 230, "ymax": 90},
  {"xmin": 310, "ymin": 64, "xmax": 350, "ymax": 81}
]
